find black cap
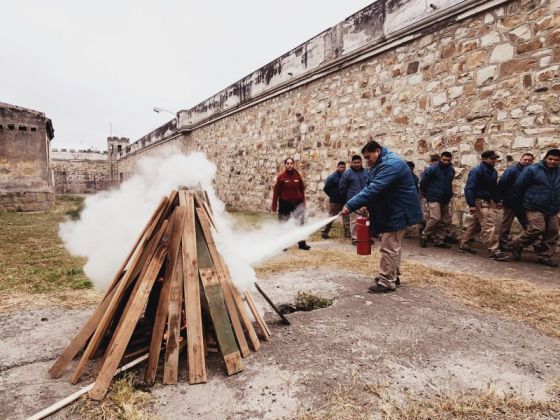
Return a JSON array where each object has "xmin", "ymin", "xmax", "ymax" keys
[{"xmin": 481, "ymin": 150, "xmax": 500, "ymax": 159}]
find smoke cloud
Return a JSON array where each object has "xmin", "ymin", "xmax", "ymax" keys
[{"xmin": 59, "ymin": 150, "xmax": 335, "ymax": 292}]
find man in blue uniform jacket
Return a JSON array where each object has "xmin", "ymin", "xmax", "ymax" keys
[
  {"xmin": 341, "ymin": 141, "xmax": 423, "ymax": 293},
  {"xmin": 458, "ymin": 150, "xmax": 510, "ymax": 261},
  {"xmin": 511, "ymin": 149, "xmax": 560, "ymax": 267},
  {"xmin": 497, "ymin": 152, "xmax": 534, "ymax": 249},
  {"xmin": 321, "ymin": 161, "xmax": 350, "ymax": 239},
  {"xmin": 339, "ymin": 155, "xmax": 368, "ymax": 244}
]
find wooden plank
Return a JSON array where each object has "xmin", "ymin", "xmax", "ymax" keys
[
  {"xmin": 255, "ymin": 282, "xmax": 291, "ymax": 326},
  {"xmin": 88, "ymin": 215, "xmax": 175, "ymax": 401},
  {"xmin": 199, "ymin": 268, "xmax": 244, "ymax": 375},
  {"xmin": 163, "ymin": 252, "xmax": 184, "ymax": 384},
  {"xmin": 48, "ymin": 286, "xmax": 116, "ymax": 379},
  {"xmin": 70, "ymin": 216, "xmax": 171, "ymax": 384},
  {"xmin": 196, "ymin": 208, "xmax": 250, "ymax": 357},
  {"xmin": 244, "ymin": 290, "xmax": 271, "ymax": 340},
  {"xmin": 181, "ymin": 191, "xmax": 206, "ymax": 384},
  {"xmin": 143, "ymin": 268, "xmax": 172, "ymax": 382},
  {"xmin": 193, "ymin": 192, "xmax": 216, "ymax": 229},
  {"xmin": 92, "ymin": 195, "xmax": 180, "ymax": 366},
  {"xmin": 50, "ymin": 198, "xmax": 169, "ymax": 379}
]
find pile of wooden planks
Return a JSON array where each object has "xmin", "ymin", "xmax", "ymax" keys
[{"xmin": 49, "ymin": 189, "xmax": 270, "ymax": 400}]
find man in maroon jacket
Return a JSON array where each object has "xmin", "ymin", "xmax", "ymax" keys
[{"xmin": 271, "ymin": 157, "xmax": 311, "ymax": 250}]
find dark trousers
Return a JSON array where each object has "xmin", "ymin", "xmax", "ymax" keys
[{"xmin": 278, "ymin": 199, "xmax": 307, "ymax": 247}]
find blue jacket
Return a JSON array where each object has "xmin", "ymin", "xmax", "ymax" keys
[
  {"xmin": 464, "ymin": 162, "xmax": 501, "ymax": 207},
  {"xmin": 514, "ymin": 161, "xmax": 560, "ymax": 216},
  {"xmin": 339, "ymin": 167, "xmax": 368, "ymax": 202},
  {"xmin": 420, "ymin": 162, "xmax": 455, "ymax": 204},
  {"xmin": 323, "ymin": 171, "xmax": 345, "ymax": 204},
  {"xmin": 346, "ymin": 148, "xmax": 424, "ymax": 234},
  {"xmin": 497, "ymin": 163, "xmax": 525, "ymax": 209}
]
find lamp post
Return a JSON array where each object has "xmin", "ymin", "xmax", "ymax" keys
[{"xmin": 153, "ymin": 107, "xmax": 176, "ymax": 117}]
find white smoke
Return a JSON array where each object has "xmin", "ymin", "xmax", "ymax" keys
[{"xmin": 59, "ymin": 149, "xmax": 335, "ymax": 292}]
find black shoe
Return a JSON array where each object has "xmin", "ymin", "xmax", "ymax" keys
[
  {"xmin": 537, "ymin": 258, "xmax": 558, "ymax": 267},
  {"xmin": 445, "ymin": 236, "xmax": 459, "ymax": 244},
  {"xmin": 368, "ymin": 283, "xmax": 396, "ymax": 294},
  {"xmin": 434, "ymin": 242, "xmax": 451, "ymax": 249},
  {"xmin": 511, "ymin": 246, "xmax": 522, "ymax": 261},
  {"xmin": 351, "ymin": 239, "xmax": 357, "ymax": 246},
  {"xmin": 533, "ymin": 243, "xmax": 547, "ymax": 254},
  {"xmin": 299, "ymin": 244, "xmax": 311, "ymax": 250},
  {"xmin": 458, "ymin": 246, "xmax": 476, "ymax": 254},
  {"xmin": 490, "ymin": 252, "xmax": 510, "ymax": 262},
  {"xmin": 396, "ymin": 276, "xmax": 401, "ymax": 286},
  {"xmin": 420, "ymin": 237, "xmax": 428, "ymax": 248}
]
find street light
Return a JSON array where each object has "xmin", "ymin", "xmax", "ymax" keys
[{"xmin": 153, "ymin": 106, "xmax": 176, "ymax": 116}]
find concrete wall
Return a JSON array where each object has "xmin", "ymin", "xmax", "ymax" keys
[
  {"xmin": 117, "ymin": 0, "xmax": 560, "ymax": 223},
  {"xmin": 51, "ymin": 150, "xmax": 112, "ymax": 194},
  {"xmin": 0, "ymin": 102, "xmax": 55, "ymax": 211}
]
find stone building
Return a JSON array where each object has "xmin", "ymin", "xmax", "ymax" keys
[
  {"xmin": 105, "ymin": 0, "xmax": 560, "ymax": 223},
  {"xmin": 51, "ymin": 137, "xmax": 129, "ymax": 194},
  {"xmin": 0, "ymin": 102, "xmax": 55, "ymax": 211}
]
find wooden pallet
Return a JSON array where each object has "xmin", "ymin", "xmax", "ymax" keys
[{"xmin": 49, "ymin": 189, "xmax": 270, "ymax": 400}]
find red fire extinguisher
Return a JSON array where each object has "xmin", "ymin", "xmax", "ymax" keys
[{"xmin": 356, "ymin": 214, "xmax": 371, "ymax": 255}]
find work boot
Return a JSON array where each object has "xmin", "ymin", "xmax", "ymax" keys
[
  {"xmin": 298, "ymin": 241, "xmax": 311, "ymax": 250},
  {"xmin": 420, "ymin": 237, "xmax": 428, "ymax": 248},
  {"xmin": 489, "ymin": 251, "xmax": 510, "ymax": 262},
  {"xmin": 510, "ymin": 245, "xmax": 522, "ymax": 261},
  {"xmin": 458, "ymin": 246, "xmax": 476, "ymax": 254},
  {"xmin": 537, "ymin": 258, "xmax": 558, "ymax": 268},
  {"xmin": 368, "ymin": 276, "xmax": 397, "ymax": 293},
  {"xmin": 434, "ymin": 242, "xmax": 451, "ymax": 249},
  {"xmin": 445, "ymin": 236, "xmax": 459, "ymax": 244}
]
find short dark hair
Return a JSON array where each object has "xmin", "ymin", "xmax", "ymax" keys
[
  {"xmin": 545, "ymin": 149, "xmax": 560, "ymax": 158},
  {"xmin": 429, "ymin": 154, "xmax": 440, "ymax": 162},
  {"xmin": 521, "ymin": 152, "xmax": 534, "ymax": 159},
  {"xmin": 361, "ymin": 140, "xmax": 382, "ymax": 154},
  {"xmin": 337, "ymin": 161, "xmax": 346, "ymax": 166},
  {"xmin": 351, "ymin": 154, "xmax": 362, "ymax": 162},
  {"xmin": 481, "ymin": 150, "xmax": 499, "ymax": 159},
  {"xmin": 406, "ymin": 161, "xmax": 415, "ymax": 169},
  {"xmin": 284, "ymin": 157, "xmax": 294, "ymax": 164},
  {"xmin": 441, "ymin": 151, "xmax": 452, "ymax": 159}
]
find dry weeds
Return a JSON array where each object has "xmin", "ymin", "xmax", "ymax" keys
[
  {"xmin": 0, "ymin": 196, "xmax": 92, "ymax": 297},
  {"xmin": 300, "ymin": 375, "xmax": 560, "ymax": 420},
  {"xmin": 256, "ymin": 247, "xmax": 560, "ymax": 339},
  {"xmin": 69, "ymin": 373, "xmax": 155, "ymax": 420}
]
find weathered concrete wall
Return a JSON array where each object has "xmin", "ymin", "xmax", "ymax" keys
[
  {"xmin": 117, "ymin": 0, "xmax": 560, "ymax": 224},
  {"xmin": 51, "ymin": 150, "xmax": 112, "ymax": 194},
  {"xmin": 0, "ymin": 102, "xmax": 55, "ymax": 211}
]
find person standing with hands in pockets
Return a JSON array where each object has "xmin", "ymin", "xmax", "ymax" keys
[{"xmin": 271, "ymin": 157, "xmax": 311, "ymax": 250}]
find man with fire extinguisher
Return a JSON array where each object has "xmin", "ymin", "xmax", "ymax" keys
[{"xmin": 341, "ymin": 141, "xmax": 423, "ymax": 293}]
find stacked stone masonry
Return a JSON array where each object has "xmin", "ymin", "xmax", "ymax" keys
[
  {"xmin": 51, "ymin": 151, "xmax": 112, "ymax": 194},
  {"xmin": 117, "ymin": 0, "xmax": 560, "ymax": 226},
  {"xmin": 0, "ymin": 102, "xmax": 55, "ymax": 211}
]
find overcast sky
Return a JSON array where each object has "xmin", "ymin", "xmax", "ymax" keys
[{"xmin": 1, "ymin": 0, "xmax": 372, "ymax": 150}]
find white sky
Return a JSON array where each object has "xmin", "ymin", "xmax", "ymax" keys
[{"xmin": 0, "ymin": 0, "xmax": 372, "ymax": 150}]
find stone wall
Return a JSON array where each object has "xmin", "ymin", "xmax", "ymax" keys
[
  {"xmin": 51, "ymin": 150, "xmax": 113, "ymax": 194},
  {"xmin": 117, "ymin": 0, "xmax": 560, "ymax": 224},
  {"xmin": 0, "ymin": 102, "xmax": 55, "ymax": 211}
]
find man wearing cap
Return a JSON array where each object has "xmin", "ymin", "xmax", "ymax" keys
[
  {"xmin": 458, "ymin": 150, "xmax": 509, "ymax": 261},
  {"xmin": 510, "ymin": 149, "xmax": 560, "ymax": 267}
]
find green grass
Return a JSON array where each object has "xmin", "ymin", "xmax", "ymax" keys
[{"xmin": 0, "ymin": 195, "xmax": 92, "ymax": 294}]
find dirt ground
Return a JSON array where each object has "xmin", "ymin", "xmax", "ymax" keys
[{"xmin": 1, "ymin": 239, "xmax": 559, "ymax": 419}]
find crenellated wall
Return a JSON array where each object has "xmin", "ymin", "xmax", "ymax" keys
[{"xmin": 117, "ymin": 0, "xmax": 560, "ymax": 224}]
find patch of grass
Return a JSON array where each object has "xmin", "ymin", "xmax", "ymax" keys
[
  {"xmin": 301, "ymin": 376, "xmax": 560, "ymax": 419},
  {"xmin": 0, "ymin": 195, "xmax": 96, "ymax": 310},
  {"xmin": 70, "ymin": 373, "xmax": 154, "ymax": 420},
  {"xmin": 294, "ymin": 291, "xmax": 334, "ymax": 311},
  {"xmin": 256, "ymin": 247, "xmax": 560, "ymax": 339},
  {"xmin": 226, "ymin": 210, "xmax": 275, "ymax": 230}
]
